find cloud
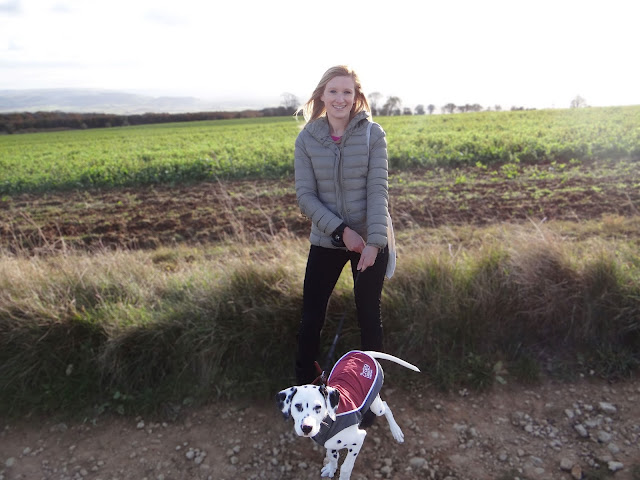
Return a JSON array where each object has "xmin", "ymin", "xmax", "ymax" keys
[
  {"xmin": 144, "ymin": 9, "xmax": 187, "ymax": 27},
  {"xmin": 50, "ymin": 3, "xmax": 73, "ymax": 14},
  {"xmin": 0, "ymin": 59, "xmax": 83, "ymax": 68},
  {"xmin": 0, "ymin": 0, "xmax": 20, "ymax": 14}
]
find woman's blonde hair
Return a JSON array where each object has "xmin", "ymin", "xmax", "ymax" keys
[{"xmin": 296, "ymin": 65, "xmax": 370, "ymax": 122}]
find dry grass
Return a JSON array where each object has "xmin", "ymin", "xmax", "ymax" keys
[{"xmin": 1, "ymin": 221, "xmax": 639, "ymax": 416}]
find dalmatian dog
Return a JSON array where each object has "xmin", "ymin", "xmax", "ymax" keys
[{"xmin": 276, "ymin": 350, "xmax": 420, "ymax": 480}]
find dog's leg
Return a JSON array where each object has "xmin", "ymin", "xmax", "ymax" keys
[
  {"xmin": 323, "ymin": 425, "xmax": 366, "ymax": 480},
  {"xmin": 369, "ymin": 395, "xmax": 404, "ymax": 443},
  {"xmin": 321, "ymin": 448, "xmax": 339, "ymax": 478},
  {"xmin": 340, "ymin": 432, "xmax": 365, "ymax": 480}
]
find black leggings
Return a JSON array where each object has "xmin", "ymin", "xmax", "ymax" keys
[{"xmin": 295, "ymin": 244, "xmax": 389, "ymax": 384}]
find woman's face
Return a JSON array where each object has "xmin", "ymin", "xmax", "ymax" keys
[{"xmin": 321, "ymin": 75, "xmax": 356, "ymax": 123}]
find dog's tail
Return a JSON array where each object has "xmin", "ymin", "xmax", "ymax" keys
[{"xmin": 363, "ymin": 351, "xmax": 420, "ymax": 372}]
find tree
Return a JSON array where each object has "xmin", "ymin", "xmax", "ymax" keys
[
  {"xmin": 570, "ymin": 95, "xmax": 587, "ymax": 108},
  {"xmin": 427, "ymin": 104, "xmax": 436, "ymax": 115},
  {"xmin": 280, "ymin": 92, "xmax": 299, "ymax": 111},
  {"xmin": 443, "ymin": 103, "xmax": 456, "ymax": 114},
  {"xmin": 368, "ymin": 92, "xmax": 383, "ymax": 116},
  {"xmin": 381, "ymin": 96, "xmax": 402, "ymax": 116},
  {"xmin": 403, "ymin": 107, "xmax": 413, "ymax": 115}
]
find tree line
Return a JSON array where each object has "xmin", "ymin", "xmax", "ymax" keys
[
  {"xmin": 2, "ymin": 93, "xmax": 587, "ymax": 134},
  {"xmin": 0, "ymin": 106, "xmax": 297, "ymax": 134},
  {"xmin": 367, "ymin": 91, "xmax": 536, "ymax": 116},
  {"xmin": 283, "ymin": 91, "xmax": 534, "ymax": 118},
  {"xmin": 367, "ymin": 92, "xmax": 588, "ymax": 116}
]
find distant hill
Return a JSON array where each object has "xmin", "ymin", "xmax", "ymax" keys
[{"xmin": 0, "ymin": 89, "xmax": 267, "ymax": 114}]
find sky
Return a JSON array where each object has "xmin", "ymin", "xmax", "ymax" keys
[{"xmin": 1, "ymin": 0, "xmax": 639, "ymax": 110}]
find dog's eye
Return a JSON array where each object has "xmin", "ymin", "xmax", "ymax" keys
[
  {"xmin": 314, "ymin": 405, "xmax": 322, "ymax": 413},
  {"xmin": 295, "ymin": 403, "xmax": 303, "ymax": 412}
]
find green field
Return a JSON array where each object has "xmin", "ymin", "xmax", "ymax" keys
[{"xmin": 1, "ymin": 106, "xmax": 639, "ymax": 195}]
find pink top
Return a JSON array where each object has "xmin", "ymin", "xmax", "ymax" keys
[{"xmin": 331, "ymin": 135, "xmax": 341, "ymax": 142}]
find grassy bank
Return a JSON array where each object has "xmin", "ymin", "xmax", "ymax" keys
[{"xmin": 1, "ymin": 221, "xmax": 638, "ymax": 417}]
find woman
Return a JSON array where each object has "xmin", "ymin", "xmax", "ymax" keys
[{"xmin": 294, "ymin": 65, "xmax": 390, "ymax": 385}]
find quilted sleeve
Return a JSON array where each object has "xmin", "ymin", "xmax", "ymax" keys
[
  {"xmin": 294, "ymin": 132, "xmax": 344, "ymax": 235},
  {"xmin": 365, "ymin": 124, "xmax": 389, "ymax": 249}
]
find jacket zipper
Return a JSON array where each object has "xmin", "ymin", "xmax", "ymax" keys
[{"xmin": 336, "ymin": 139, "xmax": 348, "ymax": 223}]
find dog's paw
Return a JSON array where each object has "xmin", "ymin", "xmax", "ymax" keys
[
  {"xmin": 321, "ymin": 463, "xmax": 337, "ymax": 477},
  {"xmin": 389, "ymin": 424, "xmax": 405, "ymax": 443}
]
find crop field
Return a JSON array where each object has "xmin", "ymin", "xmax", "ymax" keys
[
  {"xmin": 0, "ymin": 116, "xmax": 298, "ymax": 195},
  {"xmin": 1, "ymin": 106, "xmax": 639, "ymax": 196}
]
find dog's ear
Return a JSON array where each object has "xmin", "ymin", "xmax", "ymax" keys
[
  {"xmin": 276, "ymin": 387, "xmax": 297, "ymax": 420},
  {"xmin": 324, "ymin": 386, "xmax": 340, "ymax": 421}
]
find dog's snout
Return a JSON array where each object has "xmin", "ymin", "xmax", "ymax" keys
[{"xmin": 301, "ymin": 424, "xmax": 313, "ymax": 435}]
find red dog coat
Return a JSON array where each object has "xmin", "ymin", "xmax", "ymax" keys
[{"xmin": 312, "ymin": 351, "xmax": 383, "ymax": 445}]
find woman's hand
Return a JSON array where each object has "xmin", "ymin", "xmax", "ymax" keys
[
  {"xmin": 357, "ymin": 245, "xmax": 379, "ymax": 272},
  {"xmin": 343, "ymin": 227, "xmax": 366, "ymax": 253},
  {"xmin": 342, "ymin": 227, "xmax": 379, "ymax": 271}
]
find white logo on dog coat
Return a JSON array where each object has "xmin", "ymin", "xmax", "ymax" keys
[{"xmin": 360, "ymin": 364, "xmax": 373, "ymax": 379}]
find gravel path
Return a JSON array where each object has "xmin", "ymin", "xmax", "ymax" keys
[{"xmin": 2, "ymin": 377, "xmax": 639, "ymax": 480}]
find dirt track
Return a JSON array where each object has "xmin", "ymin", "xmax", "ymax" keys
[{"xmin": 1, "ymin": 377, "xmax": 639, "ymax": 480}]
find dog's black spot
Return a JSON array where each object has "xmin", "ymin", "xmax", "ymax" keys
[
  {"xmin": 276, "ymin": 391, "xmax": 293, "ymax": 420},
  {"xmin": 349, "ymin": 449, "xmax": 353, "ymax": 452},
  {"xmin": 279, "ymin": 387, "xmax": 296, "ymax": 405},
  {"xmin": 337, "ymin": 440, "xmax": 341, "ymax": 444},
  {"xmin": 353, "ymin": 453, "xmax": 358, "ymax": 456},
  {"xmin": 328, "ymin": 388, "xmax": 340, "ymax": 409}
]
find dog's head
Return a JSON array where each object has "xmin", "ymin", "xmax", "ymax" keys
[{"xmin": 276, "ymin": 384, "xmax": 340, "ymax": 437}]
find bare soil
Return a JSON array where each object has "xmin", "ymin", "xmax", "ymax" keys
[
  {"xmin": 1, "ymin": 377, "xmax": 639, "ymax": 480},
  {"xmin": 1, "ymin": 164, "xmax": 639, "ymax": 252}
]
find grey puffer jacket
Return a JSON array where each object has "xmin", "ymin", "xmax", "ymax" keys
[{"xmin": 294, "ymin": 111, "xmax": 389, "ymax": 249}]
